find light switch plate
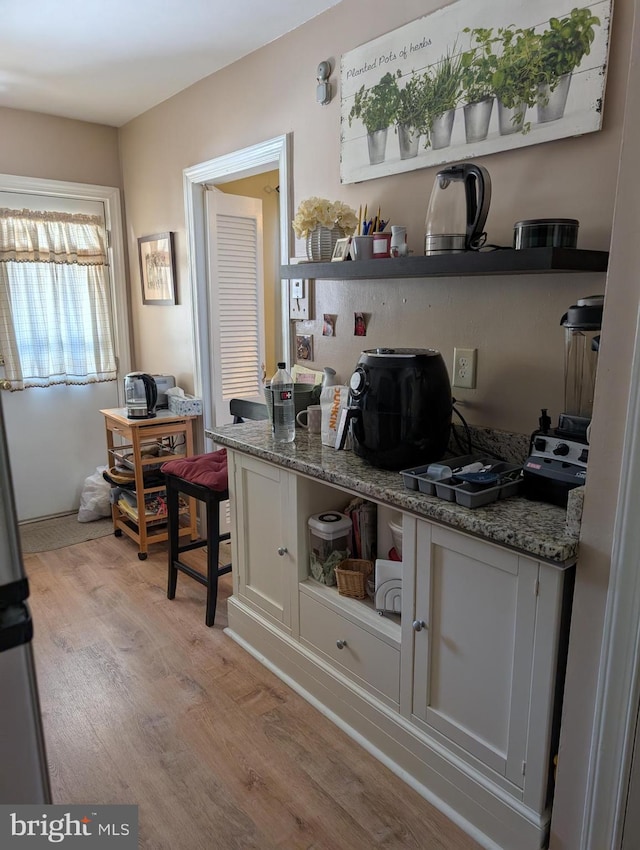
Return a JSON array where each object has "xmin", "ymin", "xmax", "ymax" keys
[{"xmin": 290, "ymin": 279, "xmax": 312, "ymax": 320}]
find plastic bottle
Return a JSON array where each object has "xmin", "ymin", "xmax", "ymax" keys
[{"xmin": 270, "ymin": 362, "xmax": 295, "ymax": 443}]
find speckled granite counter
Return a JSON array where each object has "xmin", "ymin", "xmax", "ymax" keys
[{"xmin": 207, "ymin": 421, "xmax": 579, "ymax": 566}]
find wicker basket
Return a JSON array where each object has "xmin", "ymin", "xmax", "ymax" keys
[{"xmin": 335, "ymin": 559, "xmax": 373, "ymax": 599}]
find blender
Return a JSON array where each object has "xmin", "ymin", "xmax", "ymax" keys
[{"xmin": 522, "ymin": 295, "xmax": 603, "ymax": 505}]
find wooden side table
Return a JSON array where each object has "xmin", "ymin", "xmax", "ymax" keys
[{"xmin": 100, "ymin": 408, "xmax": 198, "ymax": 560}]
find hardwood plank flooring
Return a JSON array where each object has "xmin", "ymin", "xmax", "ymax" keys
[{"xmin": 24, "ymin": 534, "xmax": 482, "ymax": 850}]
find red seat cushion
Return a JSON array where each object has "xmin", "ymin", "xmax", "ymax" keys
[{"xmin": 161, "ymin": 449, "xmax": 228, "ymax": 492}]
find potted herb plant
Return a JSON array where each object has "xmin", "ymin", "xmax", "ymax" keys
[
  {"xmin": 349, "ymin": 72, "xmax": 400, "ymax": 165},
  {"xmin": 425, "ymin": 48, "xmax": 463, "ymax": 150},
  {"xmin": 536, "ymin": 7, "xmax": 601, "ymax": 123},
  {"xmin": 492, "ymin": 25, "xmax": 542, "ymax": 135},
  {"xmin": 460, "ymin": 27, "xmax": 498, "ymax": 143},
  {"xmin": 394, "ymin": 70, "xmax": 431, "ymax": 159}
]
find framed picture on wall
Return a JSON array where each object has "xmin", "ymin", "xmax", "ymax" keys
[{"xmin": 138, "ymin": 232, "xmax": 176, "ymax": 305}]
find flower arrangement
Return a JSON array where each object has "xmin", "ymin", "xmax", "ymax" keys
[{"xmin": 292, "ymin": 197, "xmax": 358, "ymax": 239}]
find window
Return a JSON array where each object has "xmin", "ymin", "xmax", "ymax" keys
[{"xmin": 0, "ymin": 208, "xmax": 117, "ymax": 390}]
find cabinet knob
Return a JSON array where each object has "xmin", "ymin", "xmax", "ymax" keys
[
  {"xmin": 277, "ymin": 546, "xmax": 288, "ymax": 556},
  {"xmin": 412, "ymin": 619, "xmax": 426, "ymax": 632},
  {"xmin": 336, "ymin": 639, "xmax": 347, "ymax": 650}
]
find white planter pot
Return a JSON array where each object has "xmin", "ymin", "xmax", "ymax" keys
[
  {"xmin": 430, "ymin": 109, "xmax": 455, "ymax": 150},
  {"xmin": 367, "ymin": 128, "xmax": 388, "ymax": 165},
  {"xmin": 497, "ymin": 100, "xmax": 526, "ymax": 135},
  {"xmin": 537, "ymin": 73, "xmax": 572, "ymax": 124},
  {"xmin": 463, "ymin": 97, "xmax": 494, "ymax": 143},
  {"xmin": 397, "ymin": 124, "xmax": 420, "ymax": 159}
]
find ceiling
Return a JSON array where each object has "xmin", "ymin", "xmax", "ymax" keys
[{"xmin": 0, "ymin": 0, "xmax": 342, "ymax": 127}]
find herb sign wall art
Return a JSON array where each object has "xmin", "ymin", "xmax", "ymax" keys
[{"xmin": 340, "ymin": 0, "xmax": 612, "ymax": 184}]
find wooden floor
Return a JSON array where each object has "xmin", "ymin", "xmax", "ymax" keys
[{"xmin": 25, "ymin": 534, "xmax": 483, "ymax": 850}]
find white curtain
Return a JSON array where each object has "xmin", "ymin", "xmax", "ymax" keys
[{"xmin": 0, "ymin": 208, "xmax": 117, "ymax": 390}]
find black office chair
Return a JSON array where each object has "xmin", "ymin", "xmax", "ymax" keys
[{"xmin": 230, "ymin": 398, "xmax": 269, "ymax": 423}]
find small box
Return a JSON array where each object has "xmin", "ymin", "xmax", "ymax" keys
[
  {"xmin": 168, "ymin": 394, "xmax": 203, "ymax": 416},
  {"xmin": 308, "ymin": 511, "xmax": 352, "ymax": 586}
]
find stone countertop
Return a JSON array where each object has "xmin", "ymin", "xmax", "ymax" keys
[{"xmin": 208, "ymin": 421, "xmax": 579, "ymax": 566}]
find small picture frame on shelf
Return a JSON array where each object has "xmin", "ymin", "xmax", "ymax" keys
[
  {"xmin": 138, "ymin": 232, "xmax": 177, "ymax": 305},
  {"xmin": 331, "ymin": 237, "xmax": 352, "ymax": 262}
]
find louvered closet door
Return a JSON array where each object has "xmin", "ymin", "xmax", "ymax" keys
[{"xmin": 205, "ymin": 190, "xmax": 266, "ymax": 427}]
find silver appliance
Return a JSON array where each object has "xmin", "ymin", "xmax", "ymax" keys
[
  {"xmin": 152, "ymin": 374, "xmax": 176, "ymax": 410},
  {"xmin": 424, "ymin": 163, "xmax": 491, "ymax": 255},
  {"xmin": 523, "ymin": 296, "xmax": 603, "ymax": 505},
  {"xmin": 0, "ymin": 394, "xmax": 52, "ymax": 803},
  {"xmin": 124, "ymin": 372, "xmax": 158, "ymax": 419}
]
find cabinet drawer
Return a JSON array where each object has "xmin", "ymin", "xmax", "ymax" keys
[{"xmin": 299, "ymin": 593, "xmax": 400, "ymax": 704}]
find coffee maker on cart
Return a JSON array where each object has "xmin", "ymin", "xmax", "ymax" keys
[{"xmin": 523, "ymin": 295, "xmax": 603, "ymax": 506}]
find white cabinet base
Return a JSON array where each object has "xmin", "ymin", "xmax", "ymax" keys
[{"xmin": 226, "ymin": 596, "xmax": 550, "ymax": 850}]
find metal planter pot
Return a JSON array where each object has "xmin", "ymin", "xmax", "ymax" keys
[
  {"xmin": 537, "ymin": 73, "xmax": 572, "ymax": 124},
  {"xmin": 367, "ymin": 128, "xmax": 388, "ymax": 165},
  {"xmin": 497, "ymin": 100, "xmax": 526, "ymax": 135},
  {"xmin": 430, "ymin": 109, "xmax": 455, "ymax": 150},
  {"xmin": 397, "ymin": 124, "xmax": 420, "ymax": 159},
  {"xmin": 463, "ymin": 97, "xmax": 494, "ymax": 143}
]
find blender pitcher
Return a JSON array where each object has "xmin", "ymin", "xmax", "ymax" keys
[{"xmin": 560, "ymin": 295, "xmax": 603, "ymax": 426}]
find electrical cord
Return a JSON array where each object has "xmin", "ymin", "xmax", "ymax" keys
[{"xmin": 451, "ymin": 400, "xmax": 473, "ymax": 455}]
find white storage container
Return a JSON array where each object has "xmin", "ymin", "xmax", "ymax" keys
[{"xmin": 308, "ymin": 511, "xmax": 352, "ymax": 586}]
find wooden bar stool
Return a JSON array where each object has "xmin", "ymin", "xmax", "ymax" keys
[{"xmin": 161, "ymin": 449, "xmax": 231, "ymax": 627}]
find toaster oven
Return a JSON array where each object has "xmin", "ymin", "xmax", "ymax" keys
[{"xmin": 152, "ymin": 374, "xmax": 176, "ymax": 409}]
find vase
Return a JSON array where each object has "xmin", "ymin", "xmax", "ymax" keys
[
  {"xmin": 498, "ymin": 100, "xmax": 526, "ymax": 135},
  {"xmin": 537, "ymin": 73, "xmax": 572, "ymax": 124},
  {"xmin": 305, "ymin": 226, "xmax": 345, "ymax": 262},
  {"xmin": 367, "ymin": 128, "xmax": 388, "ymax": 165},
  {"xmin": 397, "ymin": 124, "xmax": 420, "ymax": 160},
  {"xmin": 463, "ymin": 97, "xmax": 494, "ymax": 143},
  {"xmin": 430, "ymin": 109, "xmax": 455, "ymax": 150}
]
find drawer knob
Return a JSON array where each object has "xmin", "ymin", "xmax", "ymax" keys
[
  {"xmin": 412, "ymin": 619, "xmax": 426, "ymax": 632},
  {"xmin": 277, "ymin": 546, "xmax": 288, "ymax": 556},
  {"xmin": 336, "ymin": 639, "xmax": 347, "ymax": 650}
]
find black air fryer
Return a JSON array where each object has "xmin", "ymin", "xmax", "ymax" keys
[{"xmin": 347, "ymin": 348, "xmax": 452, "ymax": 470}]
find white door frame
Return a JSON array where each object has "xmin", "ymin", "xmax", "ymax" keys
[
  {"xmin": 0, "ymin": 173, "xmax": 131, "ymax": 400},
  {"xmin": 183, "ymin": 134, "xmax": 293, "ymax": 438}
]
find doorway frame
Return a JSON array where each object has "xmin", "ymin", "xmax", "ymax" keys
[
  {"xmin": 0, "ymin": 172, "xmax": 131, "ymax": 401},
  {"xmin": 183, "ymin": 134, "xmax": 293, "ymax": 438}
]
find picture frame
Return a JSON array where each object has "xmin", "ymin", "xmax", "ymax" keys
[
  {"xmin": 331, "ymin": 236, "xmax": 352, "ymax": 261},
  {"xmin": 296, "ymin": 334, "xmax": 314, "ymax": 361},
  {"xmin": 138, "ymin": 232, "xmax": 176, "ymax": 305}
]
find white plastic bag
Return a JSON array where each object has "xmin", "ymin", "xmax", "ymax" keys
[{"xmin": 77, "ymin": 466, "xmax": 111, "ymax": 522}]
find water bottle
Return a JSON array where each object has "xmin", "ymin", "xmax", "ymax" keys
[{"xmin": 270, "ymin": 362, "xmax": 295, "ymax": 443}]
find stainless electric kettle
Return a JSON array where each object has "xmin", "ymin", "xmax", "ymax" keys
[
  {"xmin": 124, "ymin": 372, "xmax": 158, "ymax": 419},
  {"xmin": 424, "ymin": 162, "xmax": 491, "ymax": 255}
]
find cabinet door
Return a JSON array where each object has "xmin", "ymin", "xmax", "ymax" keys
[
  {"xmin": 232, "ymin": 453, "xmax": 294, "ymax": 629},
  {"xmin": 412, "ymin": 522, "xmax": 538, "ymax": 789}
]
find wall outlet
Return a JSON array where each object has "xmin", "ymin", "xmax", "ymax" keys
[
  {"xmin": 452, "ymin": 347, "xmax": 477, "ymax": 389},
  {"xmin": 290, "ymin": 279, "xmax": 312, "ymax": 320}
]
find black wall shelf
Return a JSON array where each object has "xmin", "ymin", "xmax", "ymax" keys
[{"xmin": 280, "ymin": 247, "xmax": 609, "ymax": 280}]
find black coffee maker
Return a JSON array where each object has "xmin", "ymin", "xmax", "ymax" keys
[{"xmin": 343, "ymin": 348, "xmax": 452, "ymax": 471}]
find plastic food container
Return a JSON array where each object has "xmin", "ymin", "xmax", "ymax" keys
[
  {"xmin": 513, "ymin": 218, "xmax": 579, "ymax": 250},
  {"xmin": 308, "ymin": 511, "xmax": 352, "ymax": 586}
]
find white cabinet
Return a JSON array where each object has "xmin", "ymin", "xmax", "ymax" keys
[
  {"xmin": 229, "ymin": 451, "xmax": 296, "ymax": 631},
  {"xmin": 224, "ymin": 448, "xmax": 572, "ymax": 849},
  {"xmin": 407, "ymin": 518, "xmax": 569, "ymax": 813}
]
